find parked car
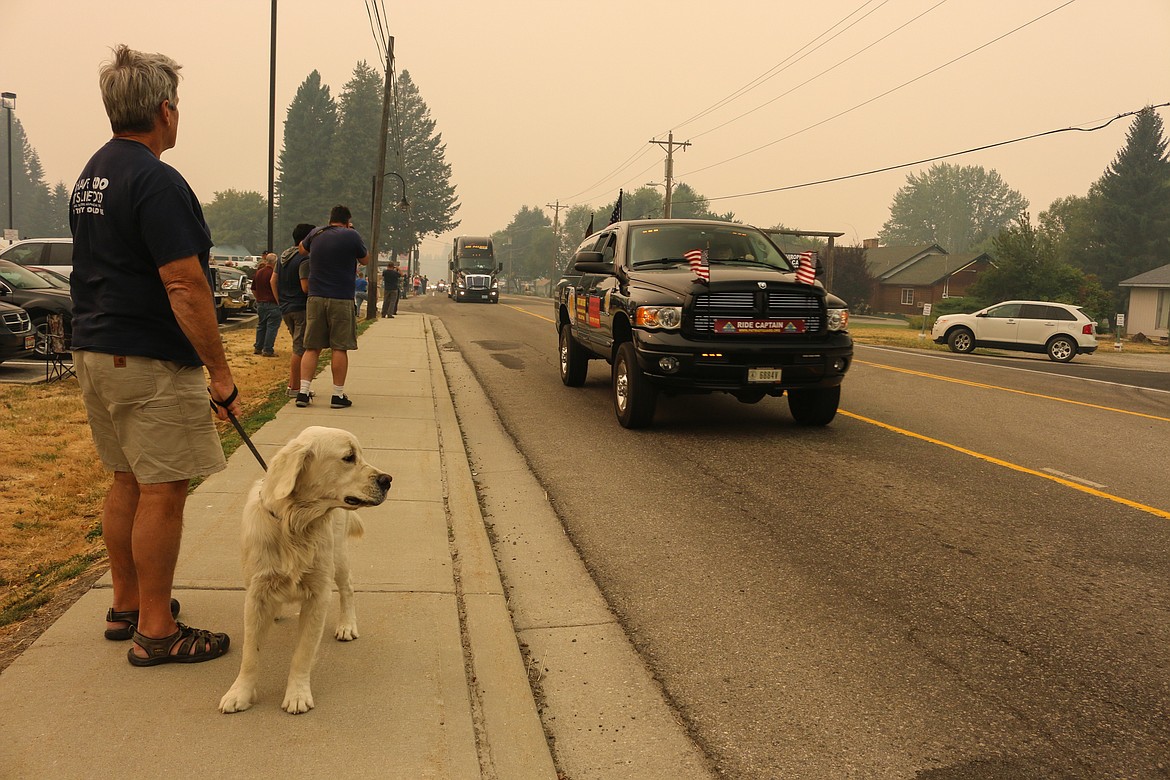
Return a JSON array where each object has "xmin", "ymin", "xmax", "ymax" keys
[
  {"xmin": 555, "ymin": 219, "xmax": 852, "ymax": 428},
  {"xmin": 27, "ymin": 266, "xmax": 71, "ymax": 289},
  {"xmin": 0, "ymin": 237, "xmax": 73, "ymax": 277},
  {"xmin": 0, "ymin": 259, "xmax": 73, "ymax": 359},
  {"xmin": 212, "ymin": 265, "xmax": 251, "ymax": 323},
  {"xmin": 931, "ymin": 300, "xmax": 1098, "ymax": 362},
  {"xmin": 0, "ymin": 300, "xmax": 35, "ymax": 365}
]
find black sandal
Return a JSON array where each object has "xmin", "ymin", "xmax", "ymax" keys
[
  {"xmin": 104, "ymin": 598, "xmax": 181, "ymax": 641},
  {"xmin": 127, "ymin": 623, "xmax": 230, "ymax": 667}
]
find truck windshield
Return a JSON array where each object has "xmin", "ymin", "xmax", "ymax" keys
[{"xmin": 628, "ymin": 225, "xmax": 792, "ymax": 271}]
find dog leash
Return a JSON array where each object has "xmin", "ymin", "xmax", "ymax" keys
[{"xmin": 209, "ymin": 386, "xmax": 268, "ymax": 472}]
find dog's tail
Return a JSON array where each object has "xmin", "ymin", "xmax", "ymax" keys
[{"xmin": 345, "ymin": 511, "xmax": 364, "ymax": 539}]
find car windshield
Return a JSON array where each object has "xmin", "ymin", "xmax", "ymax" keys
[
  {"xmin": 0, "ymin": 259, "xmax": 54, "ymax": 290},
  {"xmin": 628, "ymin": 225, "xmax": 791, "ymax": 270}
]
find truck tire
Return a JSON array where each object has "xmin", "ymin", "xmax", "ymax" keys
[
  {"xmin": 613, "ymin": 341, "xmax": 657, "ymax": 429},
  {"xmin": 559, "ymin": 326, "xmax": 589, "ymax": 386},
  {"xmin": 787, "ymin": 386, "xmax": 840, "ymax": 426}
]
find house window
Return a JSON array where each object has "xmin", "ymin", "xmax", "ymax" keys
[
  {"xmin": 1158, "ymin": 290, "xmax": 1170, "ymax": 330},
  {"xmin": 901, "ymin": 288, "xmax": 915, "ymax": 306}
]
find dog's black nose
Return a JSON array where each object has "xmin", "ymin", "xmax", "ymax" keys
[{"xmin": 377, "ymin": 473, "xmax": 393, "ymax": 491}]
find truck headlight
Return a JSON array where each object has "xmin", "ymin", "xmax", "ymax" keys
[
  {"xmin": 635, "ymin": 306, "xmax": 682, "ymax": 330},
  {"xmin": 827, "ymin": 307, "xmax": 849, "ymax": 332}
]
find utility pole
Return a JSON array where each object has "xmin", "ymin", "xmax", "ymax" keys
[
  {"xmin": 545, "ymin": 199, "xmax": 567, "ymax": 294},
  {"xmin": 266, "ymin": 0, "xmax": 276, "ymax": 253},
  {"xmin": 648, "ymin": 132, "xmax": 690, "ymax": 218},
  {"xmin": 367, "ymin": 36, "xmax": 394, "ymax": 319}
]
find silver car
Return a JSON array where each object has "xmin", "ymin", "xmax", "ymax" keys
[{"xmin": 931, "ymin": 300, "xmax": 1098, "ymax": 362}]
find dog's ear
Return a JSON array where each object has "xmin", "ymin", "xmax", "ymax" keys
[{"xmin": 262, "ymin": 438, "xmax": 313, "ymax": 502}]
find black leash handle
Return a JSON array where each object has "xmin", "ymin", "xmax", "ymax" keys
[{"xmin": 209, "ymin": 387, "xmax": 268, "ymax": 472}]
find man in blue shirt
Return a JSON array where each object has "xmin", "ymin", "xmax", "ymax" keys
[
  {"xmin": 70, "ymin": 44, "xmax": 235, "ymax": 667},
  {"xmin": 296, "ymin": 205, "xmax": 369, "ymax": 408}
]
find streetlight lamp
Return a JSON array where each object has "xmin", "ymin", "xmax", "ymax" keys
[
  {"xmin": 646, "ymin": 181, "xmax": 668, "ymax": 218},
  {"xmin": 2, "ymin": 92, "xmax": 16, "ymax": 234}
]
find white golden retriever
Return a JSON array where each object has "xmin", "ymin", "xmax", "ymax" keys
[{"xmin": 219, "ymin": 426, "xmax": 392, "ymax": 714}]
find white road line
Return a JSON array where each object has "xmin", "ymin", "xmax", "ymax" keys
[{"xmin": 1040, "ymin": 468, "xmax": 1108, "ymax": 490}]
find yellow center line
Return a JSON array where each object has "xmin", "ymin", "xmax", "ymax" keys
[
  {"xmin": 503, "ymin": 303, "xmax": 554, "ymax": 323},
  {"xmin": 857, "ymin": 359, "xmax": 1170, "ymax": 423},
  {"xmin": 839, "ymin": 409, "xmax": 1170, "ymax": 521}
]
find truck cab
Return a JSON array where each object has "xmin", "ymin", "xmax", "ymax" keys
[{"xmin": 555, "ymin": 219, "xmax": 852, "ymax": 428}]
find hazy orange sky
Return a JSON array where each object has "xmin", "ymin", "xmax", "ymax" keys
[{"xmin": 4, "ymin": 0, "xmax": 1168, "ymax": 270}]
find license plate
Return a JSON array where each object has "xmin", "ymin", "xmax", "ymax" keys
[
  {"xmin": 24, "ymin": 334, "xmax": 35, "ymax": 350},
  {"xmin": 748, "ymin": 368, "xmax": 782, "ymax": 383}
]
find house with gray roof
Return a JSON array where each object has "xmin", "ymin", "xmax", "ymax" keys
[
  {"xmin": 1119, "ymin": 263, "xmax": 1170, "ymax": 339},
  {"xmin": 862, "ymin": 240, "xmax": 992, "ymax": 313}
]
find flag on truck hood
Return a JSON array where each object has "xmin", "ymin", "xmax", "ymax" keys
[
  {"xmin": 685, "ymin": 248, "xmax": 710, "ymax": 283},
  {"xmin": 796, "ymin": 251, "xmax": 816, "ymax": 285}
]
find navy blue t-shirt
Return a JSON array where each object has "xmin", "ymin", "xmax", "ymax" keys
[
  {"xmin": 69, "ymin": 138, "xmax": 213, "ymax": 365},
  {"xmin": 302, "ymin": 225, "xmax": 367, "ymax": 300}
]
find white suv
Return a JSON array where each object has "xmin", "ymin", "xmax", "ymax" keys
[
  {"xmin": 0, "ymin": 238, "xmax": 73, "ymax": 277},
  {"xmin": 931, "ymin": 300, "xmax": 1098, "ymax": 362}
]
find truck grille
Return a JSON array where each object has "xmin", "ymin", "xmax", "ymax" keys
[
  {"xmin": 465, "ymin": 274, "xmax": 491, "ymax": 290},
  {"xmin": 2, "ymin": 309, "xmax": 32, "ymax": 333},
  {"xmin": 690, "ymin": 288, "xmax": 823, "ymax": 334}
]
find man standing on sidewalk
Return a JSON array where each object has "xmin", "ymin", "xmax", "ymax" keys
[
  {"xmin": 297, "ymin": 205, "xmax": 368, "ymax": 409},
  {"xmin": 275, "ymin": 223, "xmax": 313, "ymax": 398},
  {"xmin": 251, "ymin": 252, "xmax": 280, "ymax": 356},
  {"xmin": 381, "ymin": 260, "xmax": 401, "ymax": 317},
  {"xmin": 70, "ymin": 44, "xmax": 235, "ymax": 666}
]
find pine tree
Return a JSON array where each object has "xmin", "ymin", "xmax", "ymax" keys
[
  {"xmin": 275, "ymin": 71, "xmax": 337, "ymax": 247},
  {"xmin": 0, "ymin": 117, "xmax": 59, "ymax": 238},
  {"xmin": 327, "ymin": 61, "xmax": 383, "ymax": 241},
  {"xmin": 379, "ymin": 70, "xmax": 459, "ymax": 258},
  {"xmin": 1084, "ymin": 107, "xmax": 1170, "ymax": 303}
]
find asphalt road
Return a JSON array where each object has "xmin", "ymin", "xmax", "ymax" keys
[{"xmin": 403, "ymin": 292, "xmax": 1170, "ymax": 779}]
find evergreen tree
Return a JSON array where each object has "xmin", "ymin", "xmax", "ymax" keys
[
  {"xmin": 1081, "ymin": 107, "xmax": 1170, "ymax": 304},
  {"xmin": 379, "ymin": 70, "xmax": 459, "ymax": 258},
  {"xmin": 879, "ymin": 163, "xmax": 1027, "ymax": 252},
  {"xmin": 0, "ymin": 117, "xmax": 59, "ymax": 237},
  {"xmin": 328, "ymin": 61, "xmax": 383, "ymax": 240},
  {"xmin": 827, "ymin": 246, "xmax": 873, "ymax": 311},
  {"xmin": 275, "ymin": 71, "xmax": 338, "ymax": 245}
]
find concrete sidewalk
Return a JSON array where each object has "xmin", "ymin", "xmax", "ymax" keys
[
  {"xmin": 0, "ymin": 314, "xmax": 553, "ymax": 778},
  {"xmin": 0, "ymin": 313, "xmax": 713, "ymax": 780}
]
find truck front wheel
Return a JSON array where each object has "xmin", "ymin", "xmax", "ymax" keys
[
  {"xmin": 613, "ymin": 342, "xmax": 657, "ymax": 429},
  {"xmin": 787, "ymin": 386, "xmax": 840, "ymax": 426}
]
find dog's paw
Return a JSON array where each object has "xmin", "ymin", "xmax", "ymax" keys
[
  {"xmin": 219, "ymin": 685, "xmax": 256, "ymax": 714},
  {"xmin": 282, "ymin": 684, "xmax": 315, "ymax": 714},
  {"xmin": 334, "ymin": 622, "xmax": 359, "ymax": 641}
]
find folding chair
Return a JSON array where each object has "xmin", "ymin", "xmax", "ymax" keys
[{"xmin": 43, "ymin": 313, "xmax": 75, "ymax": 383}]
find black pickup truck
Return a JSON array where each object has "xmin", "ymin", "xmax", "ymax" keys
[{"xmin": 554, "ymin": 219, "xmax": 852, "ymax": 428}]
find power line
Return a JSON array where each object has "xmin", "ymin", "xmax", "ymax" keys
[
  {"xmin": 670, "ymin": 0, "xmax": 889, "ymax": 133},
  {"xmin": 686, "ymin": 0, "xmax": 1080, "ymax": 178},
  {"xmin": 688, "ymin": 0, "xmax": 950, "ymax": 142},
  {"xmin": 674, "ymin": 104, "xmax": 1169, "ymax": 206}
]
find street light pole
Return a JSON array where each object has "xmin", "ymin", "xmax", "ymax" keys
[{"xmin": 2, "ymin": 92, "xmax": 16, "ymax": 234}]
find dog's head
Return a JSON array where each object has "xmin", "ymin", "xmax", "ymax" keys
[{"xmin": 261, "ymin": 426, "xmax": 392, "ymax": 510}]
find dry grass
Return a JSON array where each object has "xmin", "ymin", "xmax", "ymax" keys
[{"xmin": 0, "ymin": 321, "xmax": 299, "ymax": 671}]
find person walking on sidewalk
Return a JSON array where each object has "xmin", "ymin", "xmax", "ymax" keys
[
  {"xmin": 251, "ymin": 252, "xmax": 280, "ymax": 356},
  {"xmin": 70, "ymin": 44, "xmax": 235, "ymax": 666},
  {"xmin": 381, "ymin": 260, "xmax": 401, "ymax": 317},
  {"xmin": 296, "ymin": 205, "xmax": 369, "ymax": 409},
  {"xmin": 275, "ymin": 223, "xmax": 313, "ymax": 398}
]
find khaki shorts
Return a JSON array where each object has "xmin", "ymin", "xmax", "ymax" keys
[
  {"xmin": 75, "ymin": 350, "xmax": 226, "ymax": 484},
  {"xmin": 282, "ymin": 309, "xmax": 307, "ymax": 355},
  {"xmin": 304, "ymin": 296, "xmax": 358, "ymax": 351}
]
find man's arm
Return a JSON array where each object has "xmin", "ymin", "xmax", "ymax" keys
[
  {"xmin": 158, "ymin": 256, "xmax": 240, "ymax": 419},
  {"xmin": 269, "ymin": 267, "xmax": 280, "ymax": 303}
]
